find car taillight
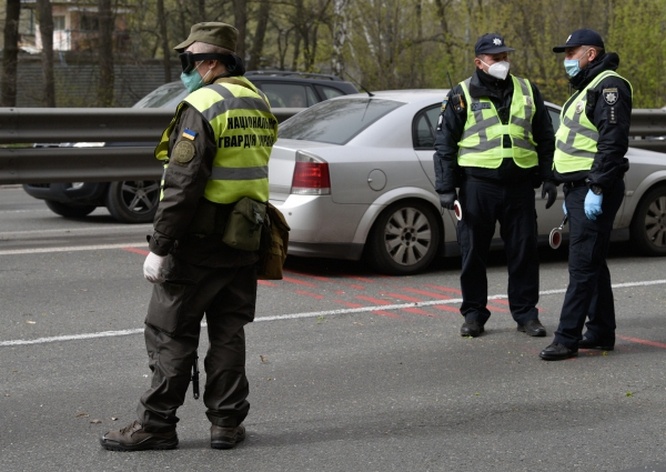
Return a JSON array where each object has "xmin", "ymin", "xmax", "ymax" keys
[{"xmin": 291, "ymin": 151, "xmax": 331, "ymax": 195}]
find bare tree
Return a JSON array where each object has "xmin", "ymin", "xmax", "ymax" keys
[
  {"xmin": 1, "ymin": 0, "xmax": 21, "ymax": 106},
  {"xmin": 233, "ymin": 0, "xmax": 248, "ymax": 58},
  {"xmin": 98, "ymin": 0, "xmax": 115, "ymax": 106},
  {"xmin": 247, "ymin": 0, "xmax": 271, "ymax": 70},
  {"xmin": 157, "ymin": 0, "xmax": 172, "ymax": 81},
  {"xmin": 331, "ymin": 0, "xmax": 348, "ymax": 77},
  {"xmin": 36, "ymin": 0, "xmax": 56, "ymax": 106}
]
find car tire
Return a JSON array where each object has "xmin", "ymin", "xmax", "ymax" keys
[
  {"xmin": 366, "ymin": 200, "xmax": 442, "ymax": 275},
  {"xmin": 45, "ymin": 200, "xmax": 96, "ymax": 218},
  {"xmin": 629, "ymin": 185, "xmax": 666, "ymax": 256},
  {"xmin": 106, "ymin": 180, "xmax": 160, "ymax": 224}
]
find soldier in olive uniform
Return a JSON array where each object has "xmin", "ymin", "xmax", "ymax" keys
[{"xmin": 101, "ymin": 22, "xmax": 278, "ymax": 451}]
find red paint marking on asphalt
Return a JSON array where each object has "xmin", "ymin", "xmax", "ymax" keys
[
  {"xmin": 281, "ymin": 275, "xmax": 318, "ymax": 287},
  {"xmin": 431, "ymin": 304, "xmax": 460, "ymax": 314},
  {"xmin": 356, "ymin": 294, "xmax": 431, "ymax": 317},
  {"xmin": 334, "ymin": 300, "xmax": 364, "ymax": 308},
  {"xmin": 348, "ymin": 275, "xmax": 378, "ymax": 283},
  {"xmin": 617, "ymin": 335, "xmax": 666, "ymax": 349},
  {"xmin": 403, "ymin": 287, "xmax": 452, "ymax": 299},
  {"xmin": 122, "ymin": 247, "xmax": 149, "ymax": 256},
  {"xmin": 346, "ymin": 284, "xmax": 366, "ymax": 290},
  {"xmin": 295, "ymin": 289, "xmax": 325, "ymax": 300},
  {"xmin": 356, "ymin": 295, "xmax": 392, "ymax": 305},
  {"xmin": 258, "ymin": 279, "xmax": 278, "ymax": 286},
  {"xmin": 423, "ymin": 284, "xmax": 462, "ymax": 295},
  {"xmin": 334, "ymin": 299, "xmax": 401, "ymax": 319},
  {"xmin": 487, "ymin": 303, "xmax": 510, "ymax": 313},
  {"xmin": 284, "ymin": 270, "xmax": 331, "ymax": 283},
  {"xmin": 385, "ymin": 292, "xmax": 440, "ymax": 317},
  {"xmin": 355, "ymin": 295, "xmax": 414, "ymax": 318}
]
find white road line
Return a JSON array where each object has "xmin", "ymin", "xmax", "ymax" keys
[
  {"xmin": 2, "ymin": 279, "xmax": 665, "ymax": 348},
  {"xmin": 0, "ymin": 225, "xmax": 150, "ymax": 237},
  {"xmin": 0, "ymin": 243, "xmax": 147, "ymax": 255}
]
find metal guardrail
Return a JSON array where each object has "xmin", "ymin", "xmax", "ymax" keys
[
  {"xmin": 0, "ymin": 107, "xmax": 664, "ymax": 185},
  {"xmin": 626, "ymin": 108, "xmax": 666, "ymax": 153},
  {"xmin": 0, "ymin": 107, "xmax": 299, "ymax": 184}
]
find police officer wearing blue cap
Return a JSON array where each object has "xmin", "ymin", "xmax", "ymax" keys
[
  {"xmin": 540, "ymin": 29, "xmax": 632, "ymax": 361},
  {"xmin": 434, "ymin": 33, "xmax": 556, "ymax": 339}
]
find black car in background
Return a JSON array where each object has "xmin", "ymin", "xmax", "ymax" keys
[{"xmin": 23, "ymin": 71, "xmax": 358, "ymax": 223}]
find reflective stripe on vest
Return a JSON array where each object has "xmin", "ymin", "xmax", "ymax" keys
[
  {"xmin": 457, "ymin": 76, "xmax": 538, "ymax": 169},
  {"xmin": 154, "ymin": 77, "xmax": 278, "ymax": 204},
  {"xmin": 553, "ymin": 70, "xmax": 631, "ymax": 173}
]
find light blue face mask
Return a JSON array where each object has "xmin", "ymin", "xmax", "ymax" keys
[
  {"xmin": 563, "ymin": 59, "xmax": 581, "ymax": 77},
  {"xmin": 563, "ymin": 48, "xmax": 591, "ymax": 77},
  {"xmin": 180, "ymin": 69, "xmax": 205, "ymax": 93}
]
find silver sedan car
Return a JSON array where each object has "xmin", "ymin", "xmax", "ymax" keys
[{"xmin": 269, "ymin": 90, "xmax": 666, "ymax": 275}]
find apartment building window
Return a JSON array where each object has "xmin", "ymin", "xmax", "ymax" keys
[{"xmin": 53, "ymin": 16, "xmax": 65, "ymax": 31}]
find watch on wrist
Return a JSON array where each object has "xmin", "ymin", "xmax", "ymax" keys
[{"xmin": 591, "ymin": 184, "xmax": 603, "ymax": 195}]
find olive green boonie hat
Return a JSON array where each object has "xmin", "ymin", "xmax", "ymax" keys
[{"xmin": 174, "ymin": 22, "xmax": 238, "ymax": 52}]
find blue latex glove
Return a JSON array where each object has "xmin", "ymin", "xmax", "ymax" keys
[
  {"xmin": 584, "ymin": 189, "xmax": 603, "ymax": 220},
  {"xmin": 562, "ymin": 201, "xmax": 567, "ymax": 217}
]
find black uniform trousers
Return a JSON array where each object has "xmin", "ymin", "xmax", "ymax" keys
[
  {"xmin": 553, "ymin": 179, "xmax": 625, "ymax": 348},
  {"xmin": 457, "ymin": 177, "xmax": 539, "ymax": 325},
  {"xmin": 136, "ymin": 254, "xmax": 257, "ymax": 432}
]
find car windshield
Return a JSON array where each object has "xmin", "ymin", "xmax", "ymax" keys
[{"xmin": 278, "ymin": 97, "xmax": 403, "ymax": 144}]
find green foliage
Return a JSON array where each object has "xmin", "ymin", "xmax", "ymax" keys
[
  {"xmin": 608, "ymin": 0, "xmax": 666, "ymax": 107},
  {"xmin": 18, "ymin": 0, "xmax": 665, "ymax": 107}
]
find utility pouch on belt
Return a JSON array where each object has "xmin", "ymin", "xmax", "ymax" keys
[
  {"xmin": 258, "ymin": 203, "xmax": 290, "ymax": 280},
  {"xmin": 222, "ymin": 197, "xmax": 266, "ymax": 251}
]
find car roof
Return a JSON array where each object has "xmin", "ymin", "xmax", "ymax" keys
[
  {"xmin": 329, "ymin": 89, "xmax": 449, "ymax": 104},
  {"xmin": 245, "ymin": 69, "xmax": 353, "ymax": 84},
  {"xmin": 133, "ymin": 71, "xmax": 359, "ymax": 110}
]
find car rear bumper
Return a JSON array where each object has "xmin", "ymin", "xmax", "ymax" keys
[
  {"xmin": 286, "ymin": 241, "xmax": 364, "ymax": 260},
  {"xmin": 271, "ymin": 194, "xmax": 368, "ymax": 261}
]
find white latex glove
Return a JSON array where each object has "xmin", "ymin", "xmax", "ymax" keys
[{"xmin": 143, "ymin": 252, "xmax": 167, "ymax": 284}]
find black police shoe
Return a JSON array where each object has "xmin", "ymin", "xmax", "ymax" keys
[
  {"xmin": 517, "ymin": 319, "xmax": 547, "ymax": 337},
  {"xmin": 211, "ymin": 424, "xmax": 246, "ymax": 450},
  {"xmin": 460, "ymin": 320, "xmax": 484, "ymax": 337},
  {"xmin": 539, "ymin": 342, "xmax": 578, "ymax": 361},
  {"xmin": 579, "ymin": 338, "xmax": 614, "ymax": 351}
]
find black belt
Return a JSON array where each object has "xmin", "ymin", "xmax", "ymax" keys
[{"xmin": 564, "ymin": 180, "xmax": 588, "ymax": 189}]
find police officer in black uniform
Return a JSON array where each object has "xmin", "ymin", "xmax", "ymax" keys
[
  {"xmin": 540, "ymin": 29, "xmax": 632, "ymax": 361},
  {"xmin": 434, "ymin": 33, "xmax": 556, "ymax": 338},
  {"xmin": 100, "ymin": 22, "xmax": 278, "ymax": 450}
]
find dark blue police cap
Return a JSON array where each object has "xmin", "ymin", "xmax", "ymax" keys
[
  {"xmin": 553, "ymin": 28, "xmax": 605, "ymax": 53},
  {"xmin": 474, "ymin": 33, "xmax": 515, "ymax": 56}
]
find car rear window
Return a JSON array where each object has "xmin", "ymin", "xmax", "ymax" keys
[
  {"xmin": 278, "ymin": 98, "xmax": 403, "ymax": 145},
  {"xmin": 133, "ymin": 82, "xmax": 187, "ymax": 109}
]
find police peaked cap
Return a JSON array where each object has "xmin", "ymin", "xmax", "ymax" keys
[
  {"xmin": 474, "ymin": 33, "xmax": 515, "ymax": 55},
  {"xmin": 553, "ymin": 28, "xmax": 605, "ymax": 53},
  {"xmin": 174, "ymin": 22, "xmax": 238, "ymax": 52}
]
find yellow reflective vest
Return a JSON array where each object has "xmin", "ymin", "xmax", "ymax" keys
[
  {"xmin": 155, "ymin": 76, "xmax": 278, "ymax": 204},
  {"xmin": 553, "ymin": 70, "xmax": 631, "ymax": 174},
  {"xmin": 457, "ymin": 76, "xmax": 538, "ymax": 169}
]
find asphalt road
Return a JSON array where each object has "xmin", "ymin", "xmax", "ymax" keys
[{"xmin": 1, "ymin": 185, "xmax": 665, "ymax": 472}]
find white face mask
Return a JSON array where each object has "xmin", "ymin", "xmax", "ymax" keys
[{"xmin": 481, "ymin": 59, "xmax": 510, "ymax": 80}]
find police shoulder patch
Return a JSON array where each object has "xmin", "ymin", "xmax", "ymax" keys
[
  {"xmin": 602, "ymin": 88, "xmax": 619, "ymax": 106},
  {"xmin": 172, "ymin": 140, "xmax": 195, "ymax": 165}
]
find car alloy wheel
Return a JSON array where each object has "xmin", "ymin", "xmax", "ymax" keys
[
  {"xmin": 367, "ymin": 200, "xmax": 442, "ymax": 275},
  {"xmin": 630, "ymin": 186, "xmax": 666, "ymax": 256},
  {"xmin": 106, "ymin": 180, "xmax": 160, "ymax": 223}
]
